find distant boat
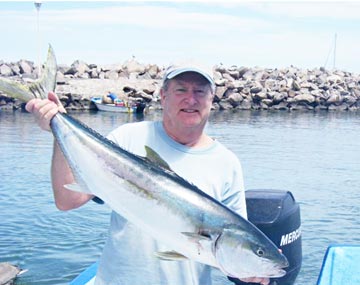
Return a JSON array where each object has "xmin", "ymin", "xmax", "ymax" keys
[{"xmin": 90, "ymin": 97, "xmax": 146, "ymax": 114}]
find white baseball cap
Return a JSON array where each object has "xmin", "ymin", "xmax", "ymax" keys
[{"xmin": 163, "ymin": 63, "xmax": 215, "ymax": 90}]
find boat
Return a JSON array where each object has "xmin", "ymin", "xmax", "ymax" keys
[
  {"xmin": 71, "ymin": 244, "xmax": 360, "ymax": 285},
  {"xmin": 70, "ymin": 262, "xmax": 98, "ymax": 285},
  {"xmin": 90, "ymin": 97, "xmax": 146, "ymax": 114},
  {"xmin": 70, "ymin": 189, "xmax": 303, "ymax": 285},
  {"xmin": 317, "ymin": 244, "xmax": 360, "ymax": 285}
]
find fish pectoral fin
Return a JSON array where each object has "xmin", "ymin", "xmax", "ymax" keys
[
  {"xmin": 64, "ymin": 183, "xmax": 90, "ymax": 194},
  {"xmin": 144, "ymin": 146, "xmax": 171, "ymax": 171},
  {"xmin": 181, "ymin": 232, "xmax": 212, "ymax": 242},
  {"xmin": 154, "ymin": 251, "xmax": 188, "ymax": 261}
]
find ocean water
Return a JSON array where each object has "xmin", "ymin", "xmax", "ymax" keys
[{"xmin": 0, "ymin": 110, "xmax": 359, "ymax": 285}]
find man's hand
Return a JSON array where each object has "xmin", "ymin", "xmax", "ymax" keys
[
  {"xmin": 25, "ymin": 92, "xmax": 65, "ymax": 131},
  {"xmin": 240, "ymin": 277, "xmax": 270, "ymax": 285}
]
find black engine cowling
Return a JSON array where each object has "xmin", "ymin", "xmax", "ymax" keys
[{"xmin": 229, "ymin": 189, "xmax": 302, "ymax": 285}]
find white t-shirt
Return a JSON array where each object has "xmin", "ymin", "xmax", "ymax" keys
[{"xmin": 95, "ymin": 121, "xmax": 247, "ymax": 285}]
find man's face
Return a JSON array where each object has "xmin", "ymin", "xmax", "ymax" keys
[{"xmin": 161, "ymin": 72, "xmax": 214, "ymax": 133}]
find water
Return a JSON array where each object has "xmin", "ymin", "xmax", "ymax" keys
[{"xmin": 1, "ymin": 110, "xmax": 359, "ymax": 285}]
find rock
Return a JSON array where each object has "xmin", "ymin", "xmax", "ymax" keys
[
  {"xmin": 11, "ymin": 65, "xmax": 21, "ymax": 76},
  {"xmin": 222, "ymin": 73, "xmax": 235, "ymax": 82},
  {"xmin": 214, "ymin": 78, "xmax": 227, "ymax": 86},
  {"xmin": 252, "ymin": 92, "xmax": 267, "ymax": 102},
  {"xmin": 294, "ymin": 93, "xmax": 315, "ymax": 104},
  {"xmin": 218, "ymin": 100, "xmax": 233, "ymax": 110},
  {"xmin": 290, "ymin": 103, "xmax": 314, "ymax": 111},
  {"xmin": 56, "ymin": 71, "xmax": 66, "ymax": 85},
  {"xmin": 0, "ymin": 64, "xmax": 13, "ymax": 76},
  {"xmin": 89, "ymin": 69, "xmax": 99, "ymax": 79},
  {"xmin": 64, "ymin": 66, "xmax": 77, "ymax": 75},
  {"xmin": 327, "ymin": 93, "xmax": 343, "ymax": 105},
  {"xmin": 327, "ymin": 74, "xmax": 342, "ymax": 84},
  {"xmin": 238, "ymin": 67, "xmax": 249, "ymax": 77},
  {"xmin": 18, "ymin": 60, "xmax": 33, "ymax": 74},
  {"xmin": 98, "ymin": 72, "xmax": 106, "ymax": 79},
  {"xmin": 123, "ymin": 58, "xmax": 146, "ymax": 74},
  {"xmin": 214, "ymin": 86, "xmax": 227, "ymax": 101},
  {"xmin": 231, "ymin": 80, "xmax": 245, "ymax": 90},
  {"xmin": 214, "ymin": 64, "xmax": 227, "ymax": 73},
  {"xmin": 147, "ymin": 64, "xmax": 160, "ymax": 79},
  {"xmin": 228, "ymin": 69, "xmax": 240, "ymax": 79},
  {"xmin": 273, "ymin": 92, "xmax": 287, "ymax": 104},
  {"xmin": 72, "ymin": 60, "xmax": 90, "ymax": 76},
  {"xmin": 271, "ymin": 101, "xmax": 288, "ymax": 110},
  {"xmin": 242, "ymin": 70, "xmax": 254, "ymax": 80},
  {"xmin": 343, "ymin": 95, "xmax": 357, "ymax": 105},
  {"xmin": 135, "ymin": 90, "xmax": 154, "ymax": 102},
  {"xmin": 106, "ymin": 70, "xmax": 119, "ymax": 80},
  {"xmin": 228, "ymin": 92, "xmax": 243, "ymax": 107},
  {"xmin": 250, "ymin": 84, "xmax": 263, "ymax": 94},
  {"xmin": 237, "ymin": 98, "xmax": 252, "ymax": 110},
  {"xmin": 292, "ymin": 80, "xmax": 301, "ymax": 91},
  {"xmin": 261, "ymin": 99, "xmax": 273, "ymax": 107}
]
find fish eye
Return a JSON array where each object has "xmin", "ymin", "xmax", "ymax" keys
[{"xmin": 256, "ymin": 248, "xmax": 265, "ymax": 257}]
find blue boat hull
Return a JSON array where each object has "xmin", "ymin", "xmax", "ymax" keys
[
  {"xmin": 317, "ymin": 244, "xmax": 360, "ymax": 285},
  {"xmin": 70, "ymin": 262, "xmax": 98, "ymax": 285}
]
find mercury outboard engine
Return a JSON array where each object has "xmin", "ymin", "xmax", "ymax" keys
[{"xmin": 229, "ymin": 189, "xmax": 302, "ymax": 285}]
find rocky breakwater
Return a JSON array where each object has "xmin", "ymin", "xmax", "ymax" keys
[
  {"xmin": 0, "ymin": 57, "xmax": 359, "ymax": 111},
  {"xmin": 213, "ymin": 65, "xmax": 360, "ymax": 111},
  {"xmin": 0, "ymin": 57, "xmax": 163, "ymax": 111}
]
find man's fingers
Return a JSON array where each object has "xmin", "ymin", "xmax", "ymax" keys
[
  {"xmin": 48, "ymin": 91, "xmax": 66, "ymax": 113},
  {"xmin": 25, "ymin": 98, "xmax": 40, "ymax": 113},
  {"xmin": 239, "ymin": 277, "xmax": 270, "ymax": 285}
]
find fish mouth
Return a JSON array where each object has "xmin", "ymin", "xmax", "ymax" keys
[
  {"xmin": 257, "ymin": 257, "xmax": 289, "ymax": 278},
  {"xmin": 271, "ymin": 258, "xmax": 289, "ymax": 277},
  {"xmin": 268, "ymin": 268, "xmax": 287, "ymax": 278}
]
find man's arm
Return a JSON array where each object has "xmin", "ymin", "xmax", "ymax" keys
[
  {"xmin": 26, "ymin": 92, "xmax": 93, "ymax": 211},
  {"xmin": 51, "ymin": 140, "xmax": 94, "ymax": 210}
]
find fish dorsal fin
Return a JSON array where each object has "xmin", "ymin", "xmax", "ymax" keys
[
  {"xmin": 145, "ymin": 146, "xmax": 171, "ymax": 171},
  {"xmin": 154, "ymin": 251, "xmax": 188, "ymax": 261}
]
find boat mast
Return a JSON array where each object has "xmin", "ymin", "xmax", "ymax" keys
[
  {"xmin": 34, "ymin": 1, "xmax": 42, "ymax": 77},
  {"xmin": 333, "ymin": 33, "xmax": 337, "ymax": 70}
]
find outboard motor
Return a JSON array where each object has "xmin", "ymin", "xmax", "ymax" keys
[{"xmin": 229, "ymin": 189, "xmax": 302, "ymax": 285}]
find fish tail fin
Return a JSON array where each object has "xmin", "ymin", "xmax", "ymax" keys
[
  {"xmin": 0, "ymin": 44, "xmax": 57, "ymax": 102},
  {"xmin": 0, "ymin": 77, "xmax": 32, "ymax": 102}
]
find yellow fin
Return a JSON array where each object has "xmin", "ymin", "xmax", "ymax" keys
[
  {"xmin": 154, "ymin": 251, "xmax": 188, "ymax": 261},
  {"xmin": 145, "ymin": 146, "xmax": 171, "ymax": 171}
]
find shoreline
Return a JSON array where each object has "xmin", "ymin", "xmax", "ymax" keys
[{"xmin": 0, "ymin": 58, "xmax": 359, "ymax": 112}]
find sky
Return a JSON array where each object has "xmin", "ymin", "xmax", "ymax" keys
[{"xmin": 0, "ymin": 1, "xmax": 359, "ymax": 73}]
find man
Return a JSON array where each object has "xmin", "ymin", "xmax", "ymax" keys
[
  {"xmin": 26, "ymin": 64, "xmax": 269, "ymax": 285},
  {"xmin": 103, "ymin": 91, "xmax": 117, "ymax": 104}
]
